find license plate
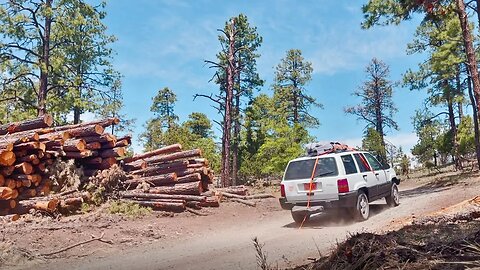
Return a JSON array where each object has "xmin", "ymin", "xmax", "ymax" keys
[{"xmin": 304, "ymin": 183, "xmax": 317, "ymax": 190}]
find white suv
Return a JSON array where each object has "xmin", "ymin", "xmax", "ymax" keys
[{"xmin": 279, "ymin": 150, "xmax": 400, "ymax": 223}]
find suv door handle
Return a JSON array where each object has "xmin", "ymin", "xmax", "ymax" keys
[
  {"xmin": 362, "ymin": 175, "xmax": 367, "ymax": 180},
  {"xmin": 375, "ymin": 173, "xmax": 379, "ymax": 176}
]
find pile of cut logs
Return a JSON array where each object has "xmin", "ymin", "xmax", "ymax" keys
[
  {"xmin": 0, "ymin": 115, "xmax": 129, "ymax": 215},
  {"xmin": 120, "ymin": 144, "xmax": 219, "ymax": 213}
]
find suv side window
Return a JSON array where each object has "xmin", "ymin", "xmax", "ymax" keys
[
  {"xmin": 364, "ymin": 153, "xmax": 383, "ymax": 171},
  {"xmin": 341, "ymin": 155, "xmax": 357, "ymax": 174},
  {"xmin": 353, "ymin": 153, "xmax": 370, "ymax": 172}
]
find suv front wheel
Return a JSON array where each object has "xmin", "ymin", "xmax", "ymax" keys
[
  {"xmin": 353, "ymin": 191, "xmax": 369, "ymax": 221},
  {"xmin": 386, "ymin": 183, "xmax": 400, "ymax": 207}
]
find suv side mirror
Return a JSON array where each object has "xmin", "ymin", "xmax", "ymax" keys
[{"xmin": 383, "ymin": 164, "xmax": 390, "ymax": 170}]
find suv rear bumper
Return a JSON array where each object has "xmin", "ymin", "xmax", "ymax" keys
[{"xmin": 279, "ymin": 191, "xmax": 357, "ymax": 210}]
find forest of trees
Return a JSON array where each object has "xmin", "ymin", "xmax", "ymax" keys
[{"xmin": 1, "ymin": 1, "xmax": 480, "ymax": 187}]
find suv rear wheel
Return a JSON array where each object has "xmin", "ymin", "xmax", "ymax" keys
[
  {"xmin": 353, "ymin": 191, "xmax": 369, "ymax": 221},
  {"xmin": 386, "ymin": 183, "xmax": 400, "ymax": 207},
  {"xmin": 291, "ymin": 210, "xmax": 310, "ymax": 224}
]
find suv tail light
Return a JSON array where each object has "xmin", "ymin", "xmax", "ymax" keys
[
  {"xmin": 280, "ymin": 184, "xmax": 286, "ymax": 197},
  {"xmin": 337, "ymin": 179, "xmax": 349, "ymax": 193}
]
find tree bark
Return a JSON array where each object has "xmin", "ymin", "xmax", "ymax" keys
[
  {"xmin": 221, "ymin": 19, "xmax": 235, "ymax": 187},
  {"xmin": 467, "ymin": 73, "xmax": 480, "ymax": 168},
  {"xmin": 37, "ymin": 0, "xmax": 52, "ymax": 116},
  {"xmin": 456, "ymin": 1, "xmax": 480, "ymax": 170},
  {"xmin": 445, "ymin": 81, "xmax": 461, "ymax": 169}
]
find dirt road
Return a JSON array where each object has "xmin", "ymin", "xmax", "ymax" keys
[{"xmin": 15, "ymin": 179, "xmax": 477, "ymax": 270}]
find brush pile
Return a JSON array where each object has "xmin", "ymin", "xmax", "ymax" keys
[
  {"xmin": 120, "ymin": 144, "xmax": 219, "ymax": 212},
  {"xmin": 0, "ymin": 115, "xmax": 130, "ymax": 215}
]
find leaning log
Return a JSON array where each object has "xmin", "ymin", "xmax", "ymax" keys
[
  {"xmin": 0, "ymin": 114, "xmax": 53, "ymax": 135},
  {"xmin": 144, "ymin": 149, "xmax": 202, "ymax": 165},
  {"xmin": 148, "ymin": 181, "xmax": 203, "ymax": 195},
  {"xmin": 123, "ymin": 143, "xmax": 182, "ymax": 164}
]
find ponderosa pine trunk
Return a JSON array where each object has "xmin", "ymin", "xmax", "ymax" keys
[
  {"xmin": 38, "ymin": 0, "xmax": 52, "ymax": 116},
  {"xmin": 457, "ymin": 0, "xmax": 480, "ymax": 169},
  {"xmin": 467, "ymin": 73, "xmax": 480, "ymax": 168},
  {"xmin": 221, "ymin": 19, "xmax": 235, "ymax": 187}
]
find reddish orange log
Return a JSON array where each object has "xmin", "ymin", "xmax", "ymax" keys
[
  {"xmin": 100, "ymin": 147, "xmax": 125, "ymax": 158},
  {"xmin": 63, "ymin": 150, "xmax": 93, "ymax": 159},
  {"xmin": 0, "ymin": 187, "xmax": 14, "ymax": 200},
  {"xmin": 0, "ymin": 166, "xmax": 14, "ymax": 176},
  {"xmin": 123, "ymin": 144, "xmax": 182, "ymax": 164},
  {"xmin": 67, "ymin": 125, "xmax": 104, "ymax": 137},
  {"xmin": 62, "ymin": 139, "xmax": 86, "ymax": 152},
  {"xmin": 198, "ymin": 196, "xmax": 220, "ymax": 207},
  {"xmin": 119, "ymin": 191, "xmax": 207, "ymax": 202},
  {"xmin": 0, "ymin": 150, "xmax": 15, "ymax": 166},
  {"xmin": 177, "ymin": 173, "xmax": 202, "ymax": 184},
  {"xmin": 0, "ymin": 114, "xmax": 53, "ymax": 135},
  {"xmin": 130, "ymin": 160, "xmax": 190, "ymax": 177},
  {"xmin": 144, "ymin": 149, "xmax": 202, "ymax": 165},
  {"xmin": 86, "ymin": 142, "xmax": 102, "ymax": 150},
  {"xmin": 124, "ymin": 173, "xmax": 177, "ymax": 187},
  {"xmin": 14, "ymin": 162, "xmax": 34, "ymax": 175},
  {"xmin": 148, "ymin": 181, "xmax": 203, "ymax": 195},
  {"xmin": 79, "ymin": 133, "xmax": 116, "ymax": 144}
]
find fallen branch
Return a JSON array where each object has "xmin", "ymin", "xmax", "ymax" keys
[
  {"xmin": 221, "ymin": 192, "xmax": 274, "ymax": 200},
  {"xmin": 39, "ymin": 233, "xmax": 110, "ymax": 257},
  {"xmin": 230, "ymin": 198, "xmax": 256, "ymax": 207},
  {"xmin": 186, "ymin": 208, "xmax": 208, "ymax": 216}
]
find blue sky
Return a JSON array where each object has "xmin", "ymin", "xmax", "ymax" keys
[{"xmin": 101, "ymin": 0, "xmax": 429, "ymax": 154}]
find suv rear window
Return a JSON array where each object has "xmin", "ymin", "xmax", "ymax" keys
[{"xmin": 284, "ymin": 157, "xmax": 338, "ymax": 181}]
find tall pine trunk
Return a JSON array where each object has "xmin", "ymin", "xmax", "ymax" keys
[
  {"xmin": 445, "ymin": 81, "xmax": 461, "ymax": 170},
  {"xmin": 231, "ymin": 72, "xmax": 241, "ymax": 186},
  {"xmin": 221, "ymin": 20, "xmax": 236, "ymax": 187},
  {"xmin": 457, "ymin": 0, "xmax": 480, "ymax": 169},
  {"xmin": 38, "ymin": 0, "xmax": 53, "ymax": 116},
  {"xmin": 467, "ymin": 73, "xmax": 480, "ymax": 168}
]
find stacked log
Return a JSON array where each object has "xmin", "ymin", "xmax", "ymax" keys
[
  {"xmin": 120, "ymin": 144, "xmax": 218, "ymax": 213},
  {"xmin": 0, "ymin": 115, "xmax": 131, "ymax": 215}
]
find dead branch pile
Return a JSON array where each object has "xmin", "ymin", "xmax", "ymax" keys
[
  {"xmin": 294, "ymin": 197, "xmax": 480, "ymax": 270},
  {"xmin": 0, "ymin": 115, "xmax": 130, "ymax": 215},
  {"xmin": 120, "ymin": 144, "xmax": 219, "ymax": 213}
]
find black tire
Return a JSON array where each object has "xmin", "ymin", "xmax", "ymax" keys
[
  {"xmin": 353, "ymin": 191, "xmax": 369, "ymax": 221},
  {"xmin": 386, "ymin": 183, "xmax": 400, "ymax": 207},
  {"xmin": 291, "ymin": 210, "xmax": 310, "ymax": 224}
]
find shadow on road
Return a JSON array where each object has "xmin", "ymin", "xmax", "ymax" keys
[
  {"xmin": 282, "ymin": 203, "xmax": 391, "ymax": 229},
  {"xmin": 400, "ymin": 185, "xmax": 451, "ymax": 199}
]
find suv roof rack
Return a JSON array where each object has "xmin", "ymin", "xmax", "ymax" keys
[{"xmin": 305, "ymin": 142, "xmax": 356, "ymax": 157}]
